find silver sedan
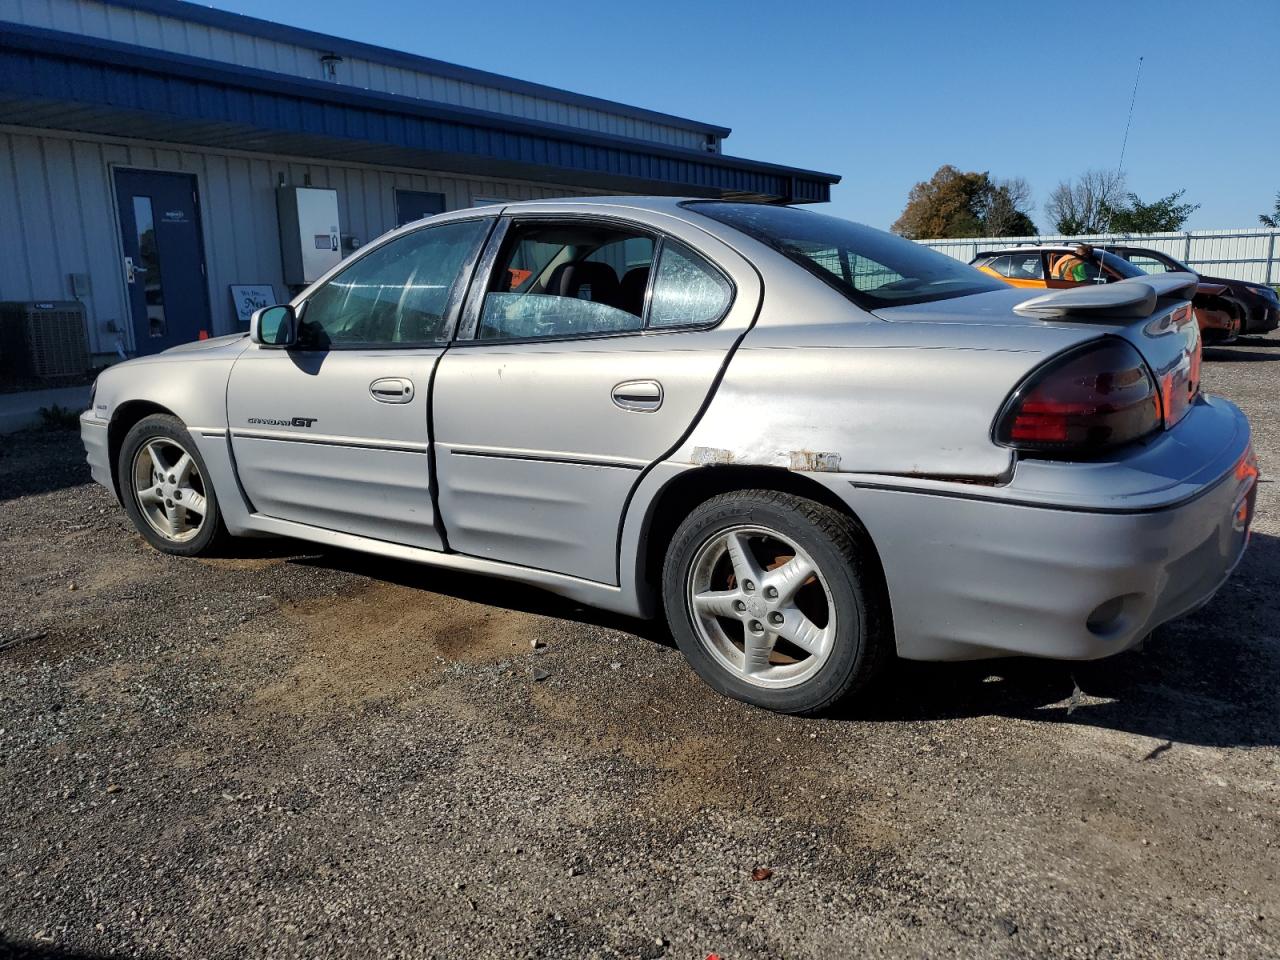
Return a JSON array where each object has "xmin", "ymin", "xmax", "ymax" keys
[{"xmin": 81, "ymin": 197, "xmax": 1257, "ymax": 714}]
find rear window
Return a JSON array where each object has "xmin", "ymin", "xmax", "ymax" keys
[{"xmin": 686, "ymin": 202, "xmax": 1004, "ymax": 309}]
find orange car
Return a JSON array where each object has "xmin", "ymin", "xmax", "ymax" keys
[{"xmin": 971, "ymin": 244, "xmax": 1239, "ymax": 342}]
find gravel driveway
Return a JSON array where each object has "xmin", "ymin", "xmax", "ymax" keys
[{"xmin": 2, "ymin": 336, "xmax": 1278, "ymax": 960}]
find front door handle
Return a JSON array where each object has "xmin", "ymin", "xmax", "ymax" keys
[
  {"xmin": 612, "ymin": 379, "xmax": 663, "ymax": 413},
  {"xmin": 370, "ymin": 378, "xmax": 414, "ymax": 403}
]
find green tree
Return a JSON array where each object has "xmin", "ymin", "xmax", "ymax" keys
[
  {"xmin": 893, "ymin": 166, "xmax": 1037, "ymax": 239},
  {"xmin": 1261, "ymin": 192, "xmax": 1280, "ymax": 228},
  {"xmin": 1105, "ymin": 190, "xmax": 1200, "ymax": 232}
]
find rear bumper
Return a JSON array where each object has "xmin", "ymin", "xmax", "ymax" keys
[
  {"xmin": 80, "ymin": 413, "xmax": 115, "ymax": 495},
  {"xmin": 824, "ymin": 398, "xmax": 1256, "ymax": 661}
]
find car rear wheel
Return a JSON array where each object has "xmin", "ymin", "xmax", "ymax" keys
[
  {"xmin": 662, "ymin": 490, "xmax": 890, "ymax": 715},
  {"xmin": 118, "ymin": 414, "xmax": 227, "ymax": 557}
]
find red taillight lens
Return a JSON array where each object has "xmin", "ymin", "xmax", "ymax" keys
[{"xmin": 995, "ymin": 339, "xmax": 1163, "ymax": 457}]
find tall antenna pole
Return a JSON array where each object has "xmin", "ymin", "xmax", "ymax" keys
[{"xmin": 1118, "ymin": 56, "xmax": 1143, "ymax": 173}]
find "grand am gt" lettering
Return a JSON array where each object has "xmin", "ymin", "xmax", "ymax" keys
[{"xmin": 247, "ymin": 417, "xmax": 318, "ymax": 428}]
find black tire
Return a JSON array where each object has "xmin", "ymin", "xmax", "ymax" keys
[
  {"xmin": 662, "ymin": 489, "xmax": 890, "ymax": 715},
  {"xmin": 117, "ymin": 413, "xmax": 229, "ymax": 557}
]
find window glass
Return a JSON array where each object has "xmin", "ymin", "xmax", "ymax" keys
[
  {"xmin": 1127, "ymin": 254, "xmax": 1170, "ymax": 274},
  {"xmin": 986, "ymin": 255, "xmax": 1015, "ymax": 277},
  {"xmin": 298, "ymin": 219, "xmax": 487, "ymax": 349},
  {"xmin": 132, "ymin": 196, "xmax": 166, "ymax": 338},
  {"xmin": 1003, "ymin": 253, "xmax": 1044, "ymax": 280},
  {"xmin": 648, "ymin": 241, "xmax": 732, "ymax": 328},
  {"xmin": 688, "ymin": 202, "xmax": 1003, "ymax": 309},
  {"xmin": 478, "ymin": 222, "xmax": 654, "ymax": 340}
]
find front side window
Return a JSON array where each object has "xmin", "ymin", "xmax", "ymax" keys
[
  {"xmin": 688, "ymin": 202, "xmax": 1004, "ymax": 309},
  {"xmin": 298, "ymin": 218, "xmax": 488, "ymax": 349}
]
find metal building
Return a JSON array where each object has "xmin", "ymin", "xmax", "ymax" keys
[{"xmin": 0, "ymin": 0, "xmax": 840, "ymax": 364}]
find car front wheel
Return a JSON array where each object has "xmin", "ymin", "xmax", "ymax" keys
[
  {"xmin": 117, "ymin": 414, "xmax": 227, "ymax": 557},
  {"xmin": 662, "ymin": 490, "xmax": 889, "ymax": 715}
]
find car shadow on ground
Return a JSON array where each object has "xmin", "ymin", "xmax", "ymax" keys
[
  {"xmin": 269, "ymin": 527, "xmax": 1279, "ymax": 752},
  {"xmin": 1231, "ymin": 334, "xmax": 1280, "ymax": 348},
  {"xmin": 1203, "ymin": 347, "xmax": 1280, "ymax": 363},
  {"xmin": 284, "ymin": 547, "xmax": 675, "ymax": 647}
]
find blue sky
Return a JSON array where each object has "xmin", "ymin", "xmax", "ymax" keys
[{"xmin": 209, "ymin": 0, "xmax": 1279, "ymax": 232}]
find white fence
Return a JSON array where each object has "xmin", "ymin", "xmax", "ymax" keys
[{"xmin": 918, "ymin": 228, "xmax": 1280, "ymax": 285}]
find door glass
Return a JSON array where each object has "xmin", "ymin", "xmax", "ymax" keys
[
  {"xmin": 648, "ymin": 241, "xmax": 732, "ymax": 328},
  {"xmin": 132, "ymin": 196, "xmax": 166, "ymax": 338},
  {"xmin": 1128, "ymin": 255, "xmax": 1170, "ymax": 274},
  {"xmin": 478, "ymin": 222, "xmax": 653, "ymax": 340},
  {"xmin": 298, "ymin": 218, "xmax": 488, "ymax": 349}
]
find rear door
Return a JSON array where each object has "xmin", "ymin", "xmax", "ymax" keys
[
  {"xmin": 226, "ymin": 215, "xmax": 492, "ymax": 549},
  {"xmin": 431, "ymin": 207, "xmax": 760, "ymax": 583}
]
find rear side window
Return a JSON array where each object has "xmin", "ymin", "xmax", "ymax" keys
[
  {"xmin": 688, "ymin": 202, "xmax": 1003, "ymax": 309},
  {"xmin": 991, "ymin": 253, "xmax": 1044, "ymax": 280},
  {"xmin": 476, "ymin": 220, "xmax": 731, "ymax": 341},
  {"xmin": 648, "ymin": 241, "xmax": 732, "ymax": 328},
  {"xmin": 1126, "ymin": 254, "xmax": 1171, "ymax": 275}
]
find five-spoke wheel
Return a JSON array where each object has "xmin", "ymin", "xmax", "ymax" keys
[
  {"xmin": 131, "ymin": 436, "xmax": 209, "ymax": 543},
  {"xmin": 664, "ymin": 490, "xmax": 888, "ymax": 714},
  {"xmin": 118, "ymin": 414, "xmax": 226, "ymax": 556},
  {"xmin": 688, "ymin": 525, "xmax": 835, "ymax": 689}
]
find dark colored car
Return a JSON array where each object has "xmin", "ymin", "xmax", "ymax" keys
[
  {"xmin": 1099, "ymin": 245, "xmax": 1278, "ymax": 336},
  {"xmin": 971, "ymin": 244, "xmax": 1242, "ymax": 343}
]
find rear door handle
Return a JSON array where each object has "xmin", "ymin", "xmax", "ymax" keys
[
  {"xmin": 612, "ymin": 379, "xmax": 663, "ymax": 413},
  {"xmin": 370, "ymin": 378, "xmax": 414, "ymax": 403}
]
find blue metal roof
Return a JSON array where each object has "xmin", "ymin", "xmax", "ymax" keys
[
  {"xmin": 103, "ymin": 0, "xmax": 733, "ymax": 139},
  {"xmin": 0, "ymin": 24, "xmax": 838, "ymax": 204}
]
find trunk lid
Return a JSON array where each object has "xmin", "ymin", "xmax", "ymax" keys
[{"xmin": 873, "ymin": 273, "xmax": 1203, "ymax": 431}]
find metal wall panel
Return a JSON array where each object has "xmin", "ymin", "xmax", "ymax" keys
[
  {"xmin": 0, "ymin": 0, "xmax": 711, "ymax": 149},
  {"xmin": 0, "ymin": 125, "xmax": 608, "ymax": 357},
  {"xmin": 920, "ymin": 230, "xmax": 1280, "ymax": 285}
]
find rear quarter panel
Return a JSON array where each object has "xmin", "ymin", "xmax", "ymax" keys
[{"xmin": 671, "ymin": 306, "xmax": 1099, "ymax": 479}]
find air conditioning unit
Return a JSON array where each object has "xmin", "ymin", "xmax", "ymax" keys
[{"xmin": 0, "ymin": 301, "xmax": 90, "ymax": 381}]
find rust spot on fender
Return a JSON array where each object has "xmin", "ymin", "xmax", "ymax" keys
[
  {"xmin": 788, "ymin": 450, "xmax": 841, "ymax": 472},
  {"xmin": 691, "ymin": 446, "xmax": 735, "ymax": 465}
]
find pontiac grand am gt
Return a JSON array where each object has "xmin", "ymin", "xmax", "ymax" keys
[{"xmin": 80, "ymin": 198, "xmax": 1257, "ymax": 714}]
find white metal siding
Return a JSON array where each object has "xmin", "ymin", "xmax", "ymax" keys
[
  {"xmin": 920, "ymin": 230, "xmax": 1280, "ymax": 285},
  {"xmin": 0, "ymin": 126, "xmax": 611, "ymax": 356},
  {"xmin": 2, "ymin": 0, "xmax": 712, "ymax": 149}
]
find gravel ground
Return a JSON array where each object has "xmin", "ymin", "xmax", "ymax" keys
[{"xmin": 1, "ymin": 335, "xmax": 1278, "ymax": 960}]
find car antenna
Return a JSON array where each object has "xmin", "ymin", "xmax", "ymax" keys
[{"xmin": 1118, "ymin": 56, "xmax": 1143, "ymax": 175}]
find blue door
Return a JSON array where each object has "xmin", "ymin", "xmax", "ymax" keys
[{"xmin": 114, "ymin": 169, "xmax": 213, "ymax": 355}]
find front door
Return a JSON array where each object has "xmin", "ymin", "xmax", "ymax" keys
[
  {"xmin": 432, "ymin": 214, "xmax": 759, "ymax": 583},
  {"xmin": 226, "ymin": 215, "xmax": 493, "ymax": 549},
  {"xmin": 114, "ymin": 169, "xmax": 213, "ymax": 355}
]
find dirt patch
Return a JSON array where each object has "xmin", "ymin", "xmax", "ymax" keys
[{"xmin": 236, "ymin": 580, "xmax": 544, "ymax": 722}]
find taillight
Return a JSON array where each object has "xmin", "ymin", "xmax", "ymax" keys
[{"xmin": 994, "ymin": 339, "xmax": 1163, "ymax": 458}]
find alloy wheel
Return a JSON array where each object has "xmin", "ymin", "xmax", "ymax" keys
[
  {"xmin": 130, "ymin": 437, "xmax": 208, "ymax": 543},
  {"xmin": 686, "ymin": 524, "xmax": 836, "ymax": 689}
]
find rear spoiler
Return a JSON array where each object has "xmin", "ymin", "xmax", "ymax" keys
[{"xmin": 1013, "ymin": 272, "xmax": 1199, "ymax": 320}]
